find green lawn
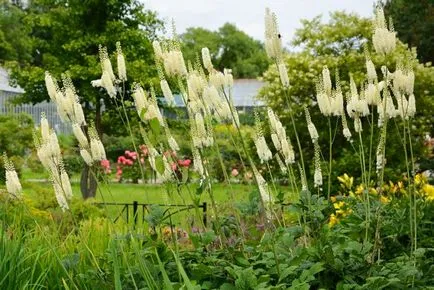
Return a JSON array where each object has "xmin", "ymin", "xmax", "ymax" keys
[{"xmin": 18, "ymin": 174, "xmax": 296, "ymax": 227}]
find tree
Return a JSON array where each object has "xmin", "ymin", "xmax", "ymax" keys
[
  {"xmin": 0, "ymin": 0, "xmax": 32, "ymax": 64},
  {"xmin": 181, "ymin": 23, "xmax": 269, "ymax": 78},
  {"xmin": 259, "ymin": 12, "xmax": 434, "ymax": 186},
  {"xmin": 5, "ymin": 0, "xmax": 163, "ymax": 198},
  {"xmin": 0, "ymin": 113, "xmax": 34, "ymax": 183},
  {"xmin": 383, "ymin": 0, "xmax": 434, "ymax": 65}
]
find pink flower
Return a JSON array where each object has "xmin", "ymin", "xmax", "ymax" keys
[
  {"xmin": 171, "ymin": 162, "xmax": 177, "ymax": 171},
  {"xmin": 117, "ymin": 156, "xmax": 126, "ymax": 164},
  {"xmin": 231, "ymin": 168, "xmax": 239, "ymax": 177},
  {"xmin": 139, "ymin": 145, "xmax": 148, "ymax": 156},
  {"xmin": 178, "ymin": 159, "xmax": 192, "ymax": 167},
  {"xmin": 101, "ymin": 159, "xmax": 110, "ymax": 167},
  {"xmin": 100, "ymin": 159, "xmax": 111, "ymax": 174}
]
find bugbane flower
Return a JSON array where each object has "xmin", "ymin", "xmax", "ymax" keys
[
  {"xmin": 116, "ymin": 42, "xmax": 127, "ymax": 81},
  {"xmin": 152, "ymin": 40, "xmax": 163, "ymax": 60},
  {"xmin": 202, "ymin": 47, "xmax": 213, "ymax": 71},
  {"xmin": 305, "ymin": 108, "xmax": 319, "ymax": 142},
  {"xmin": 254, "ymin": 135, "xmax": 272, "ymax": 163},
  {"xmin": 278, "ymin": 62, "xmax": 289, "ymax": 87},
  {"xmin": 45, "ymin": 72, "xmax": 58, "ymax": 102},
  {"xmin": 160, "ymin": 79, "xmax": 175, "ymax": 106},
  {"xmin": 372, "ymin": 7, "xmax": 396, "ymax": 54},
  {"xmin": 366, "ymin": 58, "xmax": 377, "ymax": 82},
  {"xmin": 264, "ymin": 8, "xmax": 282, "ymax": 60},
  {"xmin": 80, "ymin": 149, "xmax": 93, "ymax": 166},
  {"xmin": 313, "ymin": 142, "xmax": 322, "ymax": 188},
  {"xmin": 3, "ymin": 153, "xmax": 22, "ymax": 198},
  {"xmin": 53, "ymin": 179, "xmax": 69, "ymax": 211},
  {"xmin": 99, "ymin": 45, "xmax": 115, "ymax": 81}
]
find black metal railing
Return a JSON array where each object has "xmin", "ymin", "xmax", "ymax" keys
[{"xmin": 93, "ymin": 201, "xmax": 207, "ymax": 227}]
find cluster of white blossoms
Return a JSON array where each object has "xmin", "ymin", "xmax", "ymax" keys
[
  {"xmin": 160, "ymin": 78, "xmax": 175, "ymax": 106},
  {"xmin": 45, "ymin": 73, "xmax": 86, "ymax": 126},
  {"xmin": 313, "ymin": 142, "xmax": 323, "ymax": 189},
  {"xmin": 192, "ymin": 148, "xmax": 205, "ymax": 178},
  {"xmin": 315, "ymin": 66, "xmax": 344, "ymax": 116},
  {"xmin": 267, "ymin": 108, "xmax": 295, "ymax": 165},
  {"xmin": 392, "ymin": 63, "xmax": 416, "ymax": 119},
  {"xmin": 254, "ymin": 113, "xmax": 272, "ymax": 163},
  {"xmin": 91, "ymin": 44, "xmax": 126, "ymax": 97},
  {"xmin": 305, "ymin": 108, "xmax": 319, "ymax": 143},
  {"xmin": 341, "ymin": 112, "xmax": 352, "ymax": 142},
  {"xmin": 202, "ymin": 48, "xmax": 213, "ymax": 71},
  {"xmin": 202, "ymin": 85, "xmax": 232, "ymax": 121},
  {"xmin": 372, "ymin": 7, "xmax": 396, "ymax": 55},
  {"xmin": 3, "ymin": 153, "xmax": 22, "ymax": 198},
  {"xmin": 347, "ymin": 75, "xmax": 370, "ymax": 118},
  {"xmin": 153, "ymin": 40, "xmax": 187, "ymax": 77},
  {"xmin": 265, "ymin": 8, "xmax": 291, "ymax": 91},
  {"xmin": 376, "ymin": 133, "xmax": 386, "ymax": 174},
  {"xmin": 253, "ymin": 166, "xmax": 272, "ymax": 204},
  {"xmin": 191, "ymin": 112, "xmax": 213, "ymax": 149},
  {"xmin": 34, "ymin": 114, "xmax": 72, "ymax": 211},
  {"xmin": 264, "ymin": 8, "xmax": 282, "ymax": 60},
  {"xmin": 116, "ymin": 42, "xmax": 127, "ymax": 81},
  {"xmin": 44, "ymin": 71, "xmax": 107, "ymax": 167},
  {"xmin": 304, "ymin": 108, "xmax": 322, "ymax": 188},
  {"xmin": 132, "ymin": 84, "xmax": 165, "ymax": 127}
]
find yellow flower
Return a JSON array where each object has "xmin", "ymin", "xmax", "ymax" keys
[
  {"xmin": 333, "ymin": 201, "xmax": 345, "ymax": 210},
  {"xmin": 329, "ymin": 214, "xmax": 338, "ymax": 227},
  {"xmin": 355, "ymin": 185, "xmax": 364, "ymax": 195},
  {"xmin": 337, "ymin": 173, "xmax": 353, "ymax": 189},
  {"xmin": 330, "ymin": 196, "xmax": 337, "ymax": 203},
  {"xmin": 423, "ymin": 184, "xmax": 434, "ymax": 201},
  {"xmin": 415, "ymin": 174, "xmax": 426, "ymax": 186},
  {"xmin": 380, "ymin": 195, "xmax": 390, "ymax": 204}
]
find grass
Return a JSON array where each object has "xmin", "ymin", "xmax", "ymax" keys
[{"xmin": 18, "ymin": 170, "xmax": 296, "ymax": 228}]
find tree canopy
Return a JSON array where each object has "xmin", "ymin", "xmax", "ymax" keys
[
  {"xmin": 4, "ymin": 0, "xmax": 162, "ymax": 131},
  {"xmin": 181, "ymin": 23, "xmax": 269, "ymax": 78},
  {"xmin": 383, "ymin": 0, "xmax": 434, "ymax": 65}
]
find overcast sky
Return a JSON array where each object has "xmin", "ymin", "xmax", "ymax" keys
[{"xmin": 143, "ymin": 0, "xmax": 376, "ymax": 45}]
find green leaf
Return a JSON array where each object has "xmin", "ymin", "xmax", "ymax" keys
[
  {"xmin": 155, "ymin": 155, "xmax": 165, "ymax": 175},
  {"xmin": 182, "ymin": 166, "xmax": 189, "ymax": 183},
  {"xmin": 155, "ymin": 249, "xmax": 174, "ymax": 290},
  {"xmin": 149, "ymin": 117, "xmax": 161, "ymax": 138},
  {"xmin": 278, "ymin": 265, "xmax": 298, "ymax": 282}
]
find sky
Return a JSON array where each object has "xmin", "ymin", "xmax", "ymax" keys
[{"xmin": 143, "ymin": 0, "xmax": 376, "ymax": 45}]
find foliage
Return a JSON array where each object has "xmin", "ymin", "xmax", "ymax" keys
[
  {"xmin": 0, "ymin": 113, "xmax": 34, "ymax": 183},
  {"xmin": 1, "ymin": 181, "xmax": 433, "ymax": 288},
  {"xmin": 5, "ymin": 0, "xmax": 163, "ymax": 135},
  {"xmin": 181, "ymin": 23, "xmax": 269, "ymax": 78},
  {"xmin": 383, "ymin": 0, "xmax": 434, "ymax": 65},
  {"xmin": 0, "ymin": 0, "xmax": 32, "ymax": 64}
]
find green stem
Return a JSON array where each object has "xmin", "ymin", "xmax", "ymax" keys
[
  {"xmin": 407, "ymin": 120, "xmax": 417, "ymax": 251},
  {"xmin": 327, "ymin": 117, "xmax": 333, "ymax": 199}
]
